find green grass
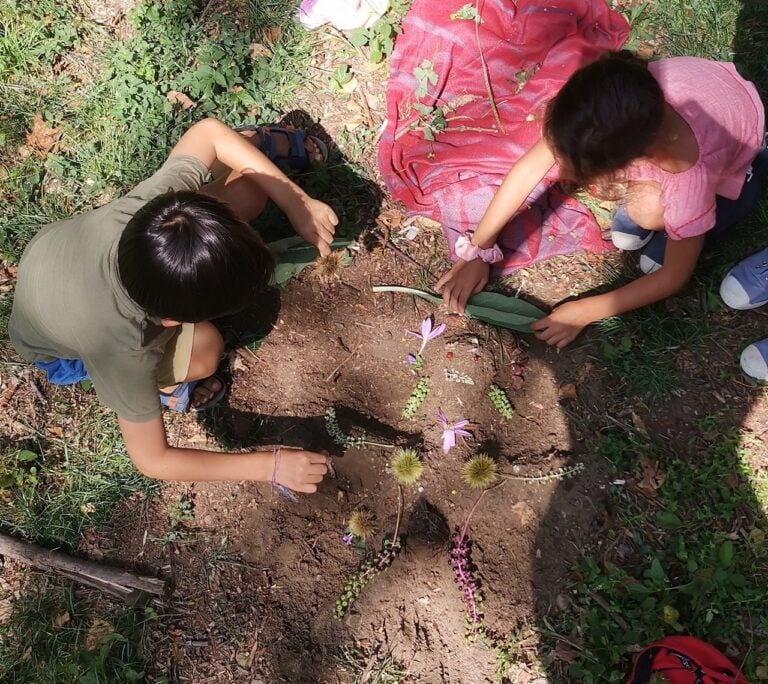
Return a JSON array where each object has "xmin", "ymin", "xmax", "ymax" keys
[
  {"xmin": 0, "ymin": 0, "xmax": 316, "ymax": 259},
  {"xmin": 0, "ymin": 580, "xmax": 155, "ymax": 683},
  {"xmin": 547, "ymin": 422, "xmax": 768, "ymax": 682},
  {"xmin": 548, "ymin": 2, "xmax": 768, "ymax": 680},
  {"xmin": 0, "ymin": 404, "xmax": 158, "ymax": 550}
]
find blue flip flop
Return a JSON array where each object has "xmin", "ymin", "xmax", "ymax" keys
[
  {"xmin": 159, "ymin": 375, "xmax": 226, "ymax": 413},
  {"xmin": 234, "ymin": 125, "xmax": 328, "ymax": 172}
]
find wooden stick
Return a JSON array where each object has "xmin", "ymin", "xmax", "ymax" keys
[
  {"xmin": 474, "ymin": 0, "xmax": 504, "ymax": 133},
  {"xmin": 0, "ymin": 532, "xmax": 165, "ymax": 603}
]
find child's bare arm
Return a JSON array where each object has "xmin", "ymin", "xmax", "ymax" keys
[
  {"xmin": 531, "ymin": 233, "xmax": 706, "ymax": 348},
  {"xmin": 435, "ymin": 138, "xmax": 556, "ymax": 313},
  {"xmin": 169, "ymin": 118, "xmax": 338, "ymax": 255},
  {"xmin": 118, "ymin": 415, "xmax": 329, "ymax": 492}
]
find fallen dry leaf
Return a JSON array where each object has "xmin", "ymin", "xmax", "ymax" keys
[
  {"xmin": 85, "ymin": 618, "xmax": 114, "ymax": 651},
  {"xmin": 263, "ymin": 26, "xmax": 282, "ymax": 43},
  {"xmin": 553, "ymin": 640, "xmax": 579, "ymax": 665},
  {"xmin": 235, "ymin": 634, "xmax": 260, "ymax": 670},
  {"xmin": 630, "ymin": 456, "xmax": 666, "ymax": 498},
  {"xmin": 52, "ymin": 611, "xmax": 70, "ymax": 629},
  {"xmin": 558, "ymin": 383, "xmax": 577, "ymax": 401},
  {"xmin": 249, "ymin": 42, "xmax": 271, "ymax": 59},
  {"xmin": 510, "ymin": 501, "xmax": 537, "ymax": 529},
  {"xmin": 230, "ymin": 354, "xmax": 248, "ymax": 373},
  {"xmin": 631, "ymin": 411, "xmax": 649, "ymax": 438},
  {"xmin": 576, "ymin": 361, "xmax": 594, "ymax": 384},
  {"xmin": 166, "ymin": 90, "xmax": 196, "ymax": 110},
  {"xmin": 25, "ymin": 113, "xmax": 61, "ymax": 156}
]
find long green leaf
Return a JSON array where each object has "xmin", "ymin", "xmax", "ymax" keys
[
  {"xmin": 466, "ymin": 291, "xmax": 547, "ymax": 319},
  {"xmin": 371, "ymin": 285, "xmax": 443, "ymax": 305},
  {"xmin": 372, "ymin": 285, "xmax": 546, "ymax": 332}
]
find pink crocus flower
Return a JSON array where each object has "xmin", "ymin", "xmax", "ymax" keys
[
  {"xmin": 437, "ymin": 408, "xmax": 472, "ymax": 453},
  {"xmin": 342, "ymin": 532, "xmax": 355, "ymax": 546},
  {"xmin": 405, "ymin": 316, "xmax": 446, "ymax": 356}
]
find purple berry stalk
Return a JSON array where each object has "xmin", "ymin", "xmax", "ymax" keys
[
  {"xmin": 449, "ymin": 489, "xmax": 489, "ymax": 638},
  {"xmin": 449, "ymin": 530, "xmax": 484, "ymax": 637}
]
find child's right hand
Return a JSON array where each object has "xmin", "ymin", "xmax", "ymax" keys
[
  {"xmin": 435, "ymin": 259, "xmax": 490, "ymax": 314},
  {"xmin": 288, "ymin": 196, "xmax": 339, "ymax": 256},
  {"xmin": 273, "ymin": 449, "xmax": 330, "ymax": 493}
]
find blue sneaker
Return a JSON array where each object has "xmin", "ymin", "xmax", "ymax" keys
[
  {"xmin": 720, "ymin": 247, "xmax": 768, "ymax": 310},
  {"xmin": 638, "ymin": 230, "xmax": 666, "ymax": 274},
  {"xmin": 740, "ymin": 338, "xmax": 768, "ymax": 381},
  {"xmin": 611, "ymin": 204, "xmax": 654, "ymax": 251}
]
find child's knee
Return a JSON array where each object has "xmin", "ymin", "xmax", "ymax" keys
[{"xmin": 187, "ymin": 322, "xmax": 224, "ymax": 379}]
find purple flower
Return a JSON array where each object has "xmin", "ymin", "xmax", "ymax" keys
[
  {"xmin": 342, "ymin": 532, "xmax": 355, "ymax": 546},
  {"xmin": 407, "ymin": 353, "xmax": 418, "ymax": 365},
  {"xmin": 437, "ymin": 408, "xmax": 472, "ymax": 453},
  {"xmin": 405, "ymin": 316, "xmax": 446, "ymax": 356}
]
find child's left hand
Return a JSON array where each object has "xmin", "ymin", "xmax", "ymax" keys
[
  {"xmin": 530, "ymin": 300, "xmax": 596, "ymax": 349},
  {"xmin": 289, "ymin": 196, "xmax": 339, "ymax": 256}
]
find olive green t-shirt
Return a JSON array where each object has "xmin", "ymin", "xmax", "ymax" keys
[{"xmin": 9, "ymin": 155, "xmax": 209, "ymax": 423}]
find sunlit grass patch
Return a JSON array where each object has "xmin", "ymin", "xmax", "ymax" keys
[
  {"xmin": 548, "ymin": 421, "xmax": 768, "ymax": 682},
  {"xmin": 0, "ymin": 579, "xmax": 154, "ymax": 683},
  {"xmin": 0, "ymin": 397, "xmax": 157, "ymax": 550}
]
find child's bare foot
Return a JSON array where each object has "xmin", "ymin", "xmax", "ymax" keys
[
  {"xmin": 237, "ymin": 125, "xmax": 327, "ymax": 168},
  {"xmin": 159, "ymin": 375, "xmax": 224, "ymax": 412},
  {"xmin": 191, "ymin": 375, "xmax": 224, "ymax": 409}
]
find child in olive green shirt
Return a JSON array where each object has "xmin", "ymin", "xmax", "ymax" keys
[{"xmin": 11, "ymin": 118, "xmax": 333, "ymax": 491}]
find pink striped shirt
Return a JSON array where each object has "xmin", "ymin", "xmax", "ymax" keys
[{"xmin": 623, "ymin": 57, "xmax": 764, "ymax": 239}]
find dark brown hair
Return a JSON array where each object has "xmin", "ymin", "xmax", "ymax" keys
[
  {"xmin": 543, "ymin": 50, "xmax": 665, "ymax": 185},
  {"xmin": 118, "ymin": 191, "xmax": 275, "ymax": 322}
]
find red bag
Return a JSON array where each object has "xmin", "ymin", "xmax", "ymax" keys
[{"xmin": 627, "ymin": 636, "xmax": 750, "ymax": 684}]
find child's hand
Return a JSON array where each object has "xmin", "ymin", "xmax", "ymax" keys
[
  {"xmin": 435, "ymin": 259, "xmax": 490, "ymax": 314},
  {"xmin": 274, "ymin": 449, "xmax": 330, "ymax": 494},
  {"xmin": 289, "ymin": 197, "xmax": 339, "ymax": 256},
  {"xmin": 530, "ymin": 300, "xmax": 596, "ymax": 349}
]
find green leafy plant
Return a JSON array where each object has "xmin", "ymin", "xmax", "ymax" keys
[
  {"xmin": 334, "ymin": 536, "xmax": 403, "ymax": 619},
  {"xmin": 450, "ymin": 4, "xmax": 481, "ymax": 21},
  {"xmin": 335, "ymin": 484, "xmax": 405, "ymax": 620},
  {"xmin": 413, "ymin": 59, "xmax": 439, "ymax": 98},
  {"xmin": 0, "ymin": 449, "xmax": 39, "ymax": 492},
  {"xmin": 324, "ymin": 407, "xmax": 394, "ymax": 449},
  {"xmin": 445, "ymin": 369, "xmax": 474, "ymax": 385},
  {"xmin": 347, "ymin": 0, "xmax": 411, "ymax": 64},
  {"xmin": 488, "ymin": 384, "xmax": 514, "ymax": 419},
  {"xmin": 500, "ymin": 462, "xmax": 585, "ymax": 484},
  {"xmin": 402, "ymin": 377, "xmax": 430, "ymax": 419},
  {"xmin": 373, "ymin": 286, "xmax": 546, "ymax": 332},
  {"xmin": 329, "ymin": 64, "xmax": 354, "ymax": 93}
]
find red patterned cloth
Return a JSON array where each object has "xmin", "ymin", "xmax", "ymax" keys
[{"xmin": 378, "ymin": 0, "xmax": 630, "ymax": 273}]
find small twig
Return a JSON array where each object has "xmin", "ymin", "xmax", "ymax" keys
[
  {"xmin": 458, "ymin": 479, "xmax": 507, "ymax": 541},
  {"xmin": 534, "ymin": 627, "xmax": 586, "ymax": 653},
  {"xmin": 24, "ymin": 371, "xmax": 46, "ymax": 405},
  {"xmin": 358, "ymin": 88, "xmax": 376, "ymax": 129},
  {"xmin": 326, "ymin": 343, "xmax": 362, "ymax": 382},
  {"xmin": 380, "ymin": 234, "xmax": 434, "ymax": 278},
  {"xmin": 392, "ymin": 485, "xmax": 404, "ymax": 543},
  {"xmin": 474, "ymin": 0, "xmax": 504, "ymax": 133},
  {"xmin": 586, "ymin": 589, "xmax": 630, "ymax": 631}
]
